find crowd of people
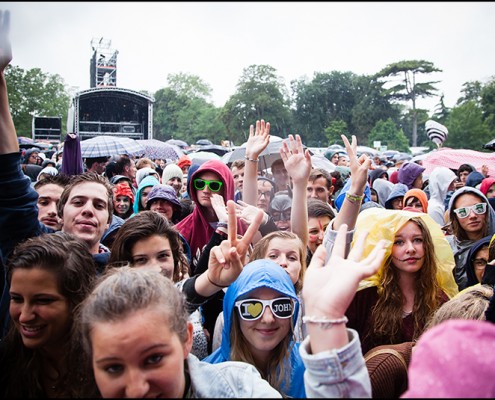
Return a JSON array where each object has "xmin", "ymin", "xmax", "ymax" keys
[{"xmin": 2, "ymin": 9, "xmax": 495, "ymax": 398}]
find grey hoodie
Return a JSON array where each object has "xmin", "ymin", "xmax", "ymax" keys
[{"xmin": 446, "ymin": 186, "xmax": 495, "ymax": 290}]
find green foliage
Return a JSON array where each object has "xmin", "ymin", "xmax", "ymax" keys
[
  {"xmin": 444, "ymin": 101, "xmax": 491, "ymax": 150},
  {"xmin": 457, "ymin": 81, "xmax": 483, "ymax": 106},
  {"xmin": 5, "ymin": 65, "xmax": 70, "ymax": 137},
  {"xmin": 221, "ymin": 65, "xmax": 292, "ymax": 142},
  {"xmin": 376, "ymin": 60, "xmax": 442, "ymax": 146},
  {"xmin": 324, "ymin": 120, "xmax": 348, "ymax": 147},
  {"xmin": 481, "ymin": 77, "xmax": 495, "ymax": 132},
  {"xmin": 291, "ymin": 71, "xmax": 360, "ymax": 146},
  {"xmin": 368, "ymin": 118, "xmax": 410, "ymax": 152},
  {"xmin": 166, "ymin": 72, "xmax": 212, "ymax": 100}
]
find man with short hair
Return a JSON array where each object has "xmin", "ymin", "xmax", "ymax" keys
[
  {"xmin": 33, "ymin": 174, "xmax": 72, "ymax": 231},
  {"xmin": 230, "ymin": 159, "xmax": 245, "ymax": 202},
  {"xmin": 85, "ymin": 156, "xmax": 109, "ymax": 175},
  {"xmin": 256, "ymin": 177, "xmax": 275, "ymax": 213},
  {"xmin": 307, "ymin": 168, "xmax": 334, "ymax": 206},
  {"xmin": 115, "ymin": 154, "xmax": 137, "ymax": 187},
  {"xmin": 271, "ymin": 158, "xmax": 290, "ymax": 192}
]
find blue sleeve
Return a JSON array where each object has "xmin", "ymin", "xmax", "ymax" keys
[{"xmin": 0, "ymin": 153, "xmax": 44, "ymax": 263}]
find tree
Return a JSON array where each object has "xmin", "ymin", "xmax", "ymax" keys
[
  {"xmin": 323, "ymin": 120, "xmax": 348, "ymax": 146},
  {"xmin": 375, "ymin": 60, "xmax": 442, "ymax": 147},
  {"xmin": 152, "ymin": 73, "xmax": 226, "ymax": 143},
  {"xmin": 167, "ymin": 72, "xmax": 212, "ymax": 101},
  {"xmin": 368, "ymin": 118, "xmax": 410, "ymax": 153},
  {"xmin": 457, "ymin": 80, "xmax": 483, "ymax": 106},
  {"xmin": 5, "ymin": 65, "xmax": 70, "ymax": 137},
  {"xmin": 221, "ymin": 65, "xmax": 292, "ymax": 143},
  {"xmin": 291, "ymin": 71, "xmax": 360, "ymax": 146},
  {"xmin": 445, "ymin": 101, "xmax": 491, "ymax": 150}
]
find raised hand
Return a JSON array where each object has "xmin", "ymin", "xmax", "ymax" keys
[
  {"xmin": 234, "ymin": 200, "xmax": 268, "ymax": 226},
  {"xmin": 207, "ymin": 200, "xmax": 264, "ymax": 287},
  {"xmin": 280, "ymin": 134, "xmax": 312, "ymax": 185},
  {"xmin": 245, "ymin": 119, "xmax": 270, "ymax": 160},
  {"xmin": 210, "ymin": 193, "xmax": 228, "ymax": 223},
  {"xmin": 303, "ymin": 224, "xmax": 388, "ymax": 319},
  {"xmin": 342, "ymin": 134, "xmax": 371, "ymax": 194},
  {"xmin": 0, "ymin": 10, "xmax": 12, "ymax": 72}
]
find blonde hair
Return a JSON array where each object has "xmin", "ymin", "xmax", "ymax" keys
[
  {"xmin": 250, "ymin": 231, "xmax": 306, "ymax": 293},
  {"xmin": 425, "ymin": 284, "xmax": 494, "ymax": 330}
]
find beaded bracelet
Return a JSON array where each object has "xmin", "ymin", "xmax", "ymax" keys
[
  {"xmin": 206, "ymin": 273, "xmax": 229, "ymax": 288},
  {"xmin": 302, "ymin": 315, "xmax": 348, "ymax": 329},
  {"xmin": 345, "ymin": 192, "xmax": 364, "ymax": 204},
  {"xmin": 245, "ymin": 155, "xmax": 259, "ymax": 163}
]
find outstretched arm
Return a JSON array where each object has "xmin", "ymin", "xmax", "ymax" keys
[
  {"xmin": 301, "ymin": 225, "xmax": 387, "ymax": 398},
  {"xmin": 303, "ymin": 224, "xmax": 387, "ymax": 352},
  {"xmin": 280, "ymin": 134, "xmax": 312, "ymax": 247},
  {"xmin": 0, "ymin": 10, "xmax": 18, "ymax": 155},
  {"xmin": 243, "ymin": 119, "xmax": 270, "ymax": 206},
  {"xmin": 332, "ymin": 134, "xmax": 371, "ymax": 231}
]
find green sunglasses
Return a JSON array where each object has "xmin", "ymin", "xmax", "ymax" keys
[{"xmin": 193, "ymin": 178, "xmax": 223, "ymax": 192}]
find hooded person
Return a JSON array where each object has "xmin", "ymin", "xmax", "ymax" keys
[
  {"xmin": 384, "ymin": 183, "xmax": 409, "ymax": 210},
  {"xmin": 21, "ymin": 147, "xmax": 40, "ymax": 165},
  {"xmin": 203, "ymin": 259, "xmax": 305, "ymax": 398},
  {"xmin": 397, "ymin": 162, "xmax": 425, "ymax": 190},
  {"xmin": 465, "ymin": 170, "xmax": 485, "ymax": 189},
  {"xmin": 403, "ymin": 188, "xmax": 429, "ymax": 213},
  {"xmin": 446, "ymin": 186, "xmax": 495, "ymax": 291},
  {"xmin": 480, "ymin": 177, "xmax": 495, "ymax": 198},
  {"xmin": 373, "ymin": 178, "xmax": 395, "ymax": 208},
  {"xmin": 426, "ymin": 166, "xmax": 457, "ymax": 227},
  {"xmin": 464, "ymin": 235, "xmax": 492, "ymax": 289},
  {"xmin": 145, "ymin": 183, "xmax": 182, "ymax": 224},
  {"xmin": 175, "ymin": 159, "xmax": 246, "ymax": 269},
  {"xmin": 113, "ymin": 182, "xmax": 135, "ymax": 220},
  {"xmin": 132, "ymin": 175, "xmax": 160, "ymax": 215},
  {"xmin": 135, "ymin": 166, "xmax": 160, "ymax": 187},
  {"xmin": 368, "ymin": 168, "xmax": 389, "ymax": 188}
]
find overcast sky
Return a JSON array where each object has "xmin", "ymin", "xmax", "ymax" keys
[{"xmin": 4, "ymin": 2, "xmax": 495, "ymax": 115}]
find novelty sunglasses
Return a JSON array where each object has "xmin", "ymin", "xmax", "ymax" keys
[{"xmin": 234, "ymin": 297, "xmax": 294, "ymax": 321}]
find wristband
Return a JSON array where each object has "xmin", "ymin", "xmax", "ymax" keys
[
  {"xmin": 345, "ymin": 192, "xmax": 364, "ymax": 204},
  {"xmin": 206, "ymin": 273, "xmax": 229, "ymax": 288},
  {"xmin": 245, "ymin": 155, "xmax": 259, "ymax": 163},
  {"xmin": 302, "ymin": 315, "xmax": 348, "ymax": 329}
]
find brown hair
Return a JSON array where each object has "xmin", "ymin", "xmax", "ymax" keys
[
  {"xmin": 451, "ymin": 192, "xmax": 489, "ymax": 241},
  {"xmin": 4, "ymin": 233, "xmax": 98, "ymax": 397},
  {"xmin": 370, "ymin": 217, "xmax": 443, "ymax": 347},
  {"xmin": 108, "ymin": 210, "xmax": 189, "ymax": 281}
]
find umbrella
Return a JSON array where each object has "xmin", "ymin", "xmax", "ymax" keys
[
  {"xmin": 422, "ymin": 148, "xmax": 495, "ymax": 176},
  {"xmin": 197, "ymin": 144, "xmax": 231, "ymax": 156},
  {"xmin": 311, "ymin": 153, "xmax": 336, "ymax": 172},
  {"xmin": 223, "ymin": 136, "xmax": 312, "ymax": 171},
  {"xmin": 137, "ymin": 139, "xmax": 184, "ymax": 160},
  {"xmin": 166, "ymin": 139, "xmax": 189, "ymax": 150},
  {"xmin": 80, "ymin": 136, "xmax": 145, "ymax": 158},
  {"xmin": 189, "ymin": 151, "xmax": 221, "ymax": 165},
  {"xmin": 483, "ymin": 138, "xmax": 495, "ymax": 151}
]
